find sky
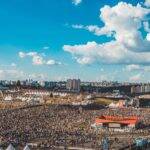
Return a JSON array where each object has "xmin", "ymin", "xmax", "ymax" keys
[{"xmin": 0, "ymin": 0, "xmax": 150, "ymax": 82}]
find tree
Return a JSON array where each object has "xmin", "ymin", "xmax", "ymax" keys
[
  {"xmin": 16, "ymin": 80, "xmax": 21, "ymax": 87},
  {"xmin": 16, "ymin": 80, "xmax": 21, "ymax": 90},
  {"xmin": 50, "ymin": 92, "xmax": 53, "ymax": 98}
]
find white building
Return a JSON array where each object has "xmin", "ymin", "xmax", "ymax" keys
[{"xmin": 66, "ymin": 79, "xmax": 81, "ymax": 92}]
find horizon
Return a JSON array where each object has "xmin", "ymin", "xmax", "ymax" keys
[
  {"xmin": 0, "ymin": 0, "xmax": 150, "ymax": 82},
  {"xmin": 0, "ymin": 79, "xmax": 150, "ymax": 84}
]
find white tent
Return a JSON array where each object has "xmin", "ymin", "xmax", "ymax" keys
[
  {"xmin": 6, "ymin": 144, "xmax": 15, "ymax": 150},
  {"xmin": 109, "ymin": 102, "xmax": 117, "ymax": 108},
  {"xmin": 4, "ymin": 95, "xmax": 12, "ymax": 101},
  {"xmin": 23, "ymin": 145, "xmax": 30, "ymax": 150}
]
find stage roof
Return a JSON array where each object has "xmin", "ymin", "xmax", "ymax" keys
[{"xmin": 95, "ymin": 115, "xmax": 139, "ymax": 125}]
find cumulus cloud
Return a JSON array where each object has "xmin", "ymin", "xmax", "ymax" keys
[
  {"xmin": 144, "ymin": 0, "xmax": 150, "ymax": 7},
  {"xmin": 19, "ymin": 51, "xmax": 61, "ymax": 66},
  {"xmin": 32, "ymin": 55, "xmax": 44, "ymax": 65},
  {"xmin": 63, "ymin": 41, "xmax": 150, "ymax": 65},
  {"xmin": 72, "ymin": 0, "xmax": 82, "ymax": 6},
  {"xmin": 66, "ymin": 2, "xmax": 150, "ymax": 65},
  {"xmin": 19, "ymin": 51, "xmax": 44, "ymax": 65}
]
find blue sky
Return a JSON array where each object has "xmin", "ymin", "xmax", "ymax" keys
[{"xmin": 0, "ymin": 0, "xmax": 150, "ymax": 82}]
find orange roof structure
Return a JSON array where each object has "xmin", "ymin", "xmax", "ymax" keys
[{"xmin": 95, "ymin": 115, "xmax": 139, "ymax": 125}]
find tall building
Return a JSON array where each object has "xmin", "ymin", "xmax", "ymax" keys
[
  {"xmin": 145, "ymin": 84, "xmax": 150, "ymax": 93},
  {"xmin": 66, "ymin": 79, "xmax": 81, "ymax": 92}
]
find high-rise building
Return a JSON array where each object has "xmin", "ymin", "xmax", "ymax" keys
[{"xmin": 66, "ymin": 79, "xmax": 81, "ymax": 92}]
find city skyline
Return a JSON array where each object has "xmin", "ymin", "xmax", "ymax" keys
[{"xmin": 0, "ymin": 0, "xmax": 150, "ymax": 82}]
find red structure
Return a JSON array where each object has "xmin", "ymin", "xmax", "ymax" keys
[{"xmin": 95, "ymin": 115, "xmax": 139, "ymax": 128}]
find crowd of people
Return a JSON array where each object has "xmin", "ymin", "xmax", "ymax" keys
[{"xmin": 0, "ymin": 104, "xmax": 150, "ymax": 149}]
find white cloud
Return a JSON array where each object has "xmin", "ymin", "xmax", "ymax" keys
[
  {"xmin": 63, "ymin": 41, "xmax": 150, "ymax": 65},
  {"xmin": 11, "ymin": 63, "xmax": 17, "ymax": 67},
  {"xmin": 28, "ymin": 73, "xmax": 47, "ymax": 80},
  {"xmin": 129, "ymin": 74, "xmax": 142, "ymax": 82},
  {"xmin": 47, "ymin": 60, "xmax": 62, "ymax": 65},
  {"xmin": 146, "ymin": 33, "xmax": 150, "ymax": 41},
  {"xmin": 143, "ymin": 66, "xmax": 150, "ymax": 71},
  {"xmin": 43, "ymin": 46, "xmax": 49, "ymax": 50},
  {"xmin": 65, "ymin": 2, "xmax": 150, "ymax": 65},
  {"xmin": 19, "ymin": 51, "xmax": 61, "ymax": 66},
  {"xmin": 99, "ymin": 1, "xmax": 150, "ymax": 52},
  {"xmin": 72, "ymin": 0, "xmax": 82, "ymax": 6},
  {"xmin": 0, "ymin": 68, "xmax": 50, "ymax": 80},
  {"xmin": 19, "ymin": 51, "xmax": 44, "ymax": 65},
  {"xmin": 19, "ymin": 52, "xmax": 26, "ymax": 58},
  {"xmin": 0, "ymin": 69, "xmax": 25, "ymax": 80},
  {"xmin": 32, "ymin": 55, "xmax": 44, "ymax": 65},
  {"xmin": 100, "ymin": 68, "xmax": 104, "ymax": 72},
  {"xmin": 0, "ymin": 63, "xmax": 17, "ymax": 68},
  {"xmin": 144, "ymin": 0, "xmax": 150, "ymax": 7},
  {"xmin": 72, "ymin": 24, "xmax": 84, "ymax": 29},
  {"xmin": 143, "ymin": 21, "xmax": 150, "ymax": 33},
  {"xmin": 143, "ymin": 22, "xmax": 150, "ymax": 41},
  {"xmin": 72, "ymin": 24, "xmax": 112, "ymax": 36},
  {"xmin": 124, "ymin": 64, "xmax": 150, "ymax": 72},
  {"xmin": 46, "ymin": 59, "xmax": 56, "ymax": 65},
  {"xmin": 76, "ymin": 57, "xmax": 93, "ymax": 65},
  {"xmin": 19, "ymin": 51, "xmax": 37, "ymax": 58},
  {"xmin": 125, "ymin": 64, "xmax": 141, "ymax": 71}
]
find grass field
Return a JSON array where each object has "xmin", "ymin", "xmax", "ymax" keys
[{"xmin": 94, "ymin": 98, "xmax": 118, "ymax": 105}]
